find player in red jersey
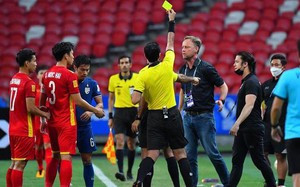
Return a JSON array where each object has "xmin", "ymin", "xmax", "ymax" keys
[
  {"xmin": 6, "ymin": 48, "xmax": 50, "ymax": 187},
  {"xmin": 34, "ymin": 65, "xmax": 51, "ymax": 178},
  {"xmin": 40, "ymin": 42, "xmax": 104, "ymax": 187}
]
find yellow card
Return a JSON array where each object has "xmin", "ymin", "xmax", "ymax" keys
[{"xmin": 162, "ymin": 0, "xmax": 172, "ymax": 11}]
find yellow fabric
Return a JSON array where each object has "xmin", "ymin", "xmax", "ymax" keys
[
  {"xmin": 69, "ymin": 97, "xmax": 76, "ymax": 126},
  {"xmin": 135, "ymin": 50, "xmax": 176, "ymax": 110},
  {"xmin": 27, "ymin": 112, "xmax": 33, "ymax": 137},
  {"xmin": 102, "ymin": 130, "xmax": 116, "ymax": 164},
  {"xmin": 108, "ymin": 73, "xmax": 139, "ymax": 108},
  {"xmin": 172, "ymin": 72, "xmax": 178, "ymax": 82},
  {"xmin": 261, "ymin": 100, "xmax": 266, "ymax": 110}
]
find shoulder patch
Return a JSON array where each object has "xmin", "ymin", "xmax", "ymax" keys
[
  {"xmin": 73, "ymin": 80, "xmax": 78, "ymax": 88},
  {"xmin": 31, "ymin": 85, "xmax": 36, "ymax": 92}
]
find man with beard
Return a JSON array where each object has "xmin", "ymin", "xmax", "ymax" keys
[{"xmin": 108, "ymin": 55, "xmax": 138, "ymax": 181}]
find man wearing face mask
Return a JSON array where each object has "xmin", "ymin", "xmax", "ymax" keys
[
  {"xmin": 261, "ymin": 54, "xmax": 288, "ymax": 187},
  {"xmin": 228, "ymin": 51, "xmax": 276, "ymax": 187}
]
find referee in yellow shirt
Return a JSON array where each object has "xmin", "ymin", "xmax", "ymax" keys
[
  {"xmin": 108, "ymin": 55, "xmax": 138, "ymax": 181},
  {"xmin": 131, "ymin": 9, "xmax": 192, "ymax": 187}
]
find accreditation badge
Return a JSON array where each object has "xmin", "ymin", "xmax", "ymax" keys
[{"xmin": 185, "ymin": 91, "xmax": 194, "ymax": 108}]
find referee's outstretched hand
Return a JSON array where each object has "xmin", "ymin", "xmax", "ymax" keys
[{"xmin": 167, "ymin": 9, "xmax": 176, "ymax": 21}]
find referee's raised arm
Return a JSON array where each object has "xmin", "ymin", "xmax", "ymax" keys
[{"xmin": 166, "ymin": 9, "xmax": 176, "ymax": 52}]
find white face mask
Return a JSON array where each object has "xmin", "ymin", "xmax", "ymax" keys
[{"xmin": 270, "ymin": 67, "xmax": 283, "ymax": 77}]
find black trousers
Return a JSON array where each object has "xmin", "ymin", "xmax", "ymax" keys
[{"xmin": 228, "ymin": 129, "xmax": 276, "ymax": 187}]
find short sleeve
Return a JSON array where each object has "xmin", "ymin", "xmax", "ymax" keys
[
  {"xmin": 108, "ymin": 76, "xmax": 114, "ymax": 93},
  {"xmin": 273, "ymin": 72, "xmax": 288, "ymax": 99},
  {"xmin": 244, "ymin": 79, "xmax": 259, "ymax": 96},
  {"xmin": 67, "ymin": 72, "xmax": 79, "ymax": 94},
  {"xmin": 205, "ymin": 65, "xmax": 224, "ymax": 87},
  {"xmin": 172, "ymin": 72, "xmax": 178, "ymax": 82},
  {"xmin": 92, "ymin": 80, "xmax": 101, "ymax": 98},
  {"xmin": 134, "ymin": 73, "xmax": 145, "ymax": 93},
  {"xmin": 25, "ymin": 80, "xmax": 36, "ymax": 98}
]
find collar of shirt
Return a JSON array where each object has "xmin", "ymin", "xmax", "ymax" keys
[
  {"xmin": 241, "ymin": 73, "xmax": 254, "ymax": 83},
  {"xmin": 148, "ymin": 60, "xmax": 160, "ymax": 68},
  {"xmin": 78, "ymin": 77, "xmax": 86, "ymax": 84},
  {"xmin": 119, "ymin": 71, "xmax": 133, "ymax": 80},
  {"xmin": 185, "ymin": 58, "xmax": 201, "ymax": 69}
]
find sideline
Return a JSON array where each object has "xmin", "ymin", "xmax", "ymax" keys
[{"xmin": 93, "ymin": 164, "xmax": 117, "ymax": 187}]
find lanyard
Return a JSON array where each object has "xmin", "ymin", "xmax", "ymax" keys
[{"xmin": 184, "ymin": 64, "xmax": 199, "ymax": 94}]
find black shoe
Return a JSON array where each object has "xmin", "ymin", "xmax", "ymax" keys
[
  {"xmin": 132, "ymin": 181, "xmax": 141, "ymax": 187},
  {"xmin": 115, "ymin": 172, "xmax": 126, "ymax": 181},
  {"xmin": 127, "ymin": 172, "xmax": 133, "ymax": 181}
]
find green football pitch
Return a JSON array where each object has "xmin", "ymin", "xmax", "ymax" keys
[{"xmin": 0, "ymin": 153, "xmax": 292, "ymax": 187}]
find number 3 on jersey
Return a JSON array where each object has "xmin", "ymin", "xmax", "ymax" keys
[{"xmin": 49, "ymin": 81, "xmax": 56, "ymax": 104}]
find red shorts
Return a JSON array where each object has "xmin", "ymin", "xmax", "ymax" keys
[
  {"xmin": 48, "ymin": 125, "xmax": 77, "ymax": 155},
  {"xmin": 10, "ymin": 136, "xmax": 35, "ymax": 160}
]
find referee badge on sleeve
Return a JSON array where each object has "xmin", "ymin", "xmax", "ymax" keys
[{"xmin": 129, "ymin": 86, "xmax": 134, "ymax": 95}]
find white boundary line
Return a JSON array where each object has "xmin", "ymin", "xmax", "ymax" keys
[{"xmin": 93, "ymin": 164, "xmax": 117, "ymax": 187}]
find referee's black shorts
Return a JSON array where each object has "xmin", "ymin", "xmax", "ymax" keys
[
  {"xmin": 113, "ymin": 107, "xmax": 137, "ymax": 138},
  {"xmin": 138, "ymin": 110, "xmax": 148, "ymax": 148},
  {"xmin": 147, "ymin": 106, "xmax": 187, "ymax": 150}
]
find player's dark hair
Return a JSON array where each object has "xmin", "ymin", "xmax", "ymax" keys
[
  {"xmin": 74, "ymin": 54, "xmax": 91, "ymax": 68},
  {"xmin": 16, "ymin": 48, "xmax": 36, "ymax": 67},
  {"xmin": 144, "ymin": 42, "xmax": 161, "ymax": 63},
  {"xmin": 52, "ymin": 42, "xmax": 74, "ymax": 61},
  {"xmin": 118, "ymin": 55, "xmax": 131, "ymax": 64},
  {"xmin": 270, "ymin": 54, "xmax": 287, "ymax": 66},
  {"xmin": 236, "ymin": 51, "xmax": 256, "ymax": 74}
]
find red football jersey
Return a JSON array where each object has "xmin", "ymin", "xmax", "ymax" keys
[
  {"xmin": 41, "ymin": 66, "xmax": 79, "ymax": 127},
  {"xmin": 9, "ymin": 72, "xmax": 36, "ymax": 137},
  {"xmin": 34, "ymin": 84, "xmax": 41, "ymax": 131}
]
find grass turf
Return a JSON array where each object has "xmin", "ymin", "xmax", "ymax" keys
[{"xmin": 0, "ymin": 154, "xmax": 292, "ymax": 187}]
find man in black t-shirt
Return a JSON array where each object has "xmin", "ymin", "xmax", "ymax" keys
[{"xmin": 228, "ymin": 51, "xmax": 276, "ymax": 187}]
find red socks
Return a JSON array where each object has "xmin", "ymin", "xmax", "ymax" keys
[
  {"xmin": 59, "ymin": 160, "xmax": 72, "ymax": 187},
  {"xmin": 11, "ymin": 170, "xmax": 23, "ymax": 187},
  {"xmin": 45, "ymin": 158, "xmax": 59, "ymax": 187},
  {"xmin": 6, "ymin": 168, "xmax": 12, "ymax": 187}
]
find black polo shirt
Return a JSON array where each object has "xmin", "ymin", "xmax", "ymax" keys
[
  {"xmin": 261, "ymin": 77, "xmax": 287, "ymax": 128},
  {"xmin": 236, "ymin": 73, "xmax": 264, "ymax": 131},
  {"xmin": 179, "ymin": 58, "xmax": 224, "ymax": 112}
]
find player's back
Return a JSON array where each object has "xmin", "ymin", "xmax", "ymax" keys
[
  {"xmin": 9, "ymin": 72, "xmax": 35, "ymax": 137},
  {"xmin": 42, "ymin": 66, "xmax": 79, "ymax": 126}
]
